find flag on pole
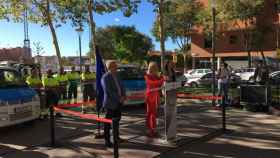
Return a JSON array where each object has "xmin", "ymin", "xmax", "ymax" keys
[{"xmin": 95, "ymin": 46, "xmax": 106, "ymax": 112}]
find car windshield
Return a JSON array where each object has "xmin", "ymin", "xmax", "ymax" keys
[
  {"xmin": 201, "ymin": 73, "xmax": 213, "ymax": 79},
  {"xmin": 0, "ymin": 69, "xmax": 27, "ymax": 88},
  {"xmin": 189, "ymin": 70, "xmax": 196, "ymax": 75},
  {"xmin": 118, "ymin": 67, "xmax": 145, "ymax": 80}
]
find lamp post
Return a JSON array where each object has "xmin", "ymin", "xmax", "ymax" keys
[
  {"xmin": 211, "ymin": 0, "xmax": 217, "ymax": 107},
  {"xmin": 76, "ymin": 25, "xmax": 84, "ymax": 72}
]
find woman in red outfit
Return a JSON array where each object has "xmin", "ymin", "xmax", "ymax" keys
[{"xmin": 144, "ymin": 62, "xmax": 164, "ymax": 137}]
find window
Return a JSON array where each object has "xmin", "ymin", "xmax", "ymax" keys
[
  {"xmin": 197, "ymin": 70, "xmax": 204, "ymax": 74},
  {"xmin": 190, "ymin": 70, "xmax": 197, "ymax": 75},
  {"xmin": 0, "ymin": 69, "xmax": 26, "ymax": 88},
  {"xmin": 202, "ymin": 73, "xmax": 213, "ymax": 79},
  {"xmin": 118, "ymin": 67, "xmax": 144, "ymax": 80},
  {"xmin": 205, "ymin": 69, "xmax": 211, "ymax": 73},
  {"xmin": 229, "ymin": 35, "xmax": 238, "ymax": 44}
]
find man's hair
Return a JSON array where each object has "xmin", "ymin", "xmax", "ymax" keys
[{"xmin": 106, "ymin": 60, "xmax": 117, "ymax": 70}]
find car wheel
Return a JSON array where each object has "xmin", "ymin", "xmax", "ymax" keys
[
  {"xmin": 190, "ymin": 82, "xmax": 198, "ymax": 88},
  {"xmin": 248, "ymin": 76, "xmax": 254, "ymax": 82}
]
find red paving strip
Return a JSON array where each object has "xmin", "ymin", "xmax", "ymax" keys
[
  {"xmin": 177, "ymin": 93, "xmax": 222, "ymax": 100},
  {"xmin": 54, "ymin": 106, "xmax": 112, "ymax": 124}
]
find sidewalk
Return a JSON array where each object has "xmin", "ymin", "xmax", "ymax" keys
[{"xmin": 3, "ymin": 102, "xmax": 280, "ymax": 158}]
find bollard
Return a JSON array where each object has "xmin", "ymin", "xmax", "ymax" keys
[
  {"xmin": 222, "ymin": 96, "xmax": 226, "ymax": 132},
  {"xmin": 95, "ymin": 111, "xmax": 104, "ymax": 139},
  {"xmin": 50, "ymin": 104, "xmax": 55, "ymax": 147},
  {"xmin": 112, "ymin": 118, "xmax": 119, "ymax": 158}
]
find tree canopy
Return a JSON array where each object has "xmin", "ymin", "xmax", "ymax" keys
[
  {"xmin": 95, "ymin": 25, "xmax": 154, "ymax": 63},
  {"xmin": 152, "ymin": 0, "xmax": 203, "ymax": 54},
  {"xmin": 0, "ymin": 0, "xmax": 140, "ymax": 66}
]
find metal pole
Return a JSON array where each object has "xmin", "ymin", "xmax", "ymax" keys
[
  {"xmin": 212, "ymin": 6, "xmax": 216, "ymax": 107},
  {"xmin": 79, "ymin": 35, "xmax": 82, "ymax": 72},
  {"xmin": 222, "ymin": 97, "xmax": 226, "ymax": 131},
  {"xmin": 50, "ymin": 104, "xmax": 55, "ymax": 147},
  {"xmin": 112, "ymin": 119, "xmax": 119, "ymax": 158}
]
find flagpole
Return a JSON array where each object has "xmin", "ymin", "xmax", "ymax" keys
[{"xmin": 95, "ymin": 46, "xmax": 106, "ymax": 139}]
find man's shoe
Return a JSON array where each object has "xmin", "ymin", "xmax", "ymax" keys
[{"xmin": 105, "ymin": 142, "xmax": 113, "ymax": 148}]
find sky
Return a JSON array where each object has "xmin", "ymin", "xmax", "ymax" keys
[{"xmin": 0, "ymin": 0, "xmax": 178, "ymax": 57}]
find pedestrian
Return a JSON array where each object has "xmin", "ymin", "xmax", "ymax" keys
[
  {"xmin": 22, "ymin": 68, "xmax": 29, "ymax": 81},
  {"xmin": 217, "ymin": 62, "xmax": 230, "ymax": 106},
  {"xmin": 163, "ymin": 60, "xmax": 177, "ymax": 140},
  {"xmin": 81, "ymin": 65, "xmax": 96, "ymax": 113},
  {"xmin": 26, "ymin": 67, "xmax": 45, "ymax": 118},
  {"xmin": 26, "ymin": 67, "xmax": 42, "ymax": 93},
  {"xmin": 55, "ymin": 67, "xmax": 68, "ymax": 104},
  {"xmin": 101, "ymin": 60, "xmax": 126, "ymax": 148},
  {"xmin": 253, "ymin": 60, "xmax": 269, "ymax": 85},
  {"xmin": 67, "ymin": 66, "xmax": 80, "ymax": 104},
  {"xmin": 42, "ymin": 69, "xmax": 59, "ymax": 117},
  {"xmin": 144, "ymin": 62, "xmax": 164, "ymax": 137}
]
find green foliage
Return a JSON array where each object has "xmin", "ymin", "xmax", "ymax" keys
[
  {"xmin": 152, "ymin": 0, "xmax": 203, "ymax": 54},
  {"xmin": 221, "ymin": 0, "xmax": 265, "ymax": 22},
  {"xmin": 32, "ymin": 41, "xmax": 45, "ymax": 56},
  {"xmin": 95, "ymin": 25, "xmax": 154, "ymax": 63}
]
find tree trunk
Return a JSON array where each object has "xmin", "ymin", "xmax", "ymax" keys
[
  {"xmin": 88, "ymin": 0, "xmax": 96, "ymax": 63},
  {"xmin": 246, "ymin": 35, "xmax": 252, "ymax": 68},
  {"xmin": 44, "ymin": 0, "xmax": 62, "ymax": 67},
  {"xmin": 159, "ymin": 0, "xmax": 165, "ymax": 73},
  {"xmin": 244, "ymin": 21, "xmax": 251, "ymax": 68}
]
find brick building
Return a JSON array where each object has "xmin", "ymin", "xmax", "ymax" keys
[
  {"xmin": 191, "ymin": 0, "xmax": 280, "ymax": 69},
  {"xmin": 0, "ymin": 47, "xmax": 33, "ymax": 64}
]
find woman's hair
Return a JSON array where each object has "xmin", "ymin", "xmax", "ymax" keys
[{"xmin": 147, "ymin": 62, "xmax": 158, "ymax": 75}]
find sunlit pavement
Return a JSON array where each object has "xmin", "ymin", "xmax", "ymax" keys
[{"xmin": 1, "ymin": 99, "xmax": 280, "ymax": 158}]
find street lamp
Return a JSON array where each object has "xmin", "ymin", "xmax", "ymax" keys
[
  {"xmin": 76, "ymin": 25, "xmax": 84, "ymax": 72},
  {"xmin": 211, "ymin": 0, "xmax": 217, "ymax": 107}
]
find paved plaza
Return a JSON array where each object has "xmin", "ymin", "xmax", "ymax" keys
[{"xmin": 1, "ymin": 99, "xmax": 280, "ymax": 158}]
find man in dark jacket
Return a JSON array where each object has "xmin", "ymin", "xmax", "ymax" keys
[
  {"xmin": 253, "ymin": 60, "xmax": 269, "ymax": 85},
  {"xmin": 101, "ymin": 60, "xmax": 126, "ymax": 148}
]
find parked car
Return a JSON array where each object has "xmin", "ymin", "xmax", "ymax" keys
[
  {"xmin": 186, "ymin": 72, "xmax": 241, "ymax": 88},
  {"xmin": 0, "ymin": 66, "xmax": 41, "ymax": 127},
  {"xmin": 117, "ymin": 65, "xmax": 146, "ymax": 105},
  {"xmin": 184, "ymin": 69, "xmax": 212, "ymax": 79},
  {"xmin": 269, "ymin": 71, "xmax": 280, "ymax": 85},
  {"xmin": 233, "ymin": 68, "xmax": 256, "ymax": 81}
]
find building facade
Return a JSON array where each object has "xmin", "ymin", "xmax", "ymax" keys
[
  {"xmin": 34, "ymin": 55, "xmax": 93, "ymax": 73},
  {"xmin": 191, "ymin": 0, "xmax": 280, "ymax": 69},
  {"xmin": 0, "ymin": 47, "xmax": 33, "ymax": 64},
  {"xmin": 34, "ymin": 55, "xmax": 59, "ymax": 73}
]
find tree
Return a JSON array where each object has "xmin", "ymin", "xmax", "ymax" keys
[
  {"xmin": 32, "ymin": 41, "xmax": 45, "ymax": 56},
  {"xmin": 148, "ymin": 0, "xmax": 171, "ymax": 72},
  {"xmin": 2, "ymin": 0, "xmax": 84, "ymax": 67},
  {"xmin": 152, "ymin": 0, "xmax": 203, "ymax": 71},
  {"xmin": 1, "ymin": 0, "xmax": 140, "ymax": 67},
  {"xmin": 95, "ymin": 25, "xmax": 154, "ymax": 63},
  {"xmin": 219, "ymin": 0, "xmax": 265, "ymax": 67},
  {"xmin": 86, "ymin": 0, "xmax": 140, "ymax": 63}
]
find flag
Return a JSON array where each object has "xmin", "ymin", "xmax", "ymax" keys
[{"xmin": 95, "ymin": 46, "xmax": 106, "ymax": 112}]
